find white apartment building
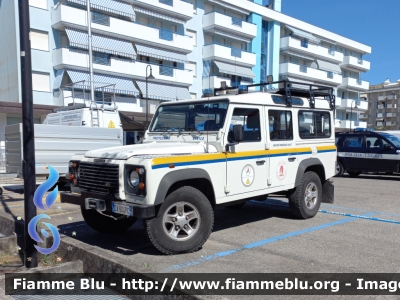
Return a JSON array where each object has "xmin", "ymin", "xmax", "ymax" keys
[{"xmin": 0, "ymin": 0, "xmax": 371, "ymax": 155}]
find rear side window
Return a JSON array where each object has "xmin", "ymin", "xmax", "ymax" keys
[
  {"xmin": 343, "ymin": 135, "xmax": 364, "ymax": 148},
  {"xmin": 298, "ymin": 111, "xmax": 331, "ymax": 139},
  {"xmin": 268, "ymin": 110, "xmax": 293, "ymax": 140}
]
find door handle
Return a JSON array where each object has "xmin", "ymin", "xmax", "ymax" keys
[
  {"xmin": 288, "ymin": 157, "xmax": 297, "ymax": 162},
  {"xmin": 256, "ymin": 160, "xmax": 265, "ymax": 166}
]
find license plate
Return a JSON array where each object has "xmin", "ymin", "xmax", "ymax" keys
[{"xmin": 112, "ymin": 202, "xmax": 133, "ymax": 216}]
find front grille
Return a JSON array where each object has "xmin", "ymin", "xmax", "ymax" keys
[{"xmin": 78, "ymin": 162, "xmax": 119, "ymax": 193}]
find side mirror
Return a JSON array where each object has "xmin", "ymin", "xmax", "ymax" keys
[
  {"xmin": 232, "ymin": 124, "xmax": 244, "ymax": 143},
  {"xmin": 384, "ymin": 144, "xmax": 394, "ymax": 150}
]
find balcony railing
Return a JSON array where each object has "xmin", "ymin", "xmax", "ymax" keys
[
  {"xmin": 159, "ymin": 0, "xmax": 173, "ymax": 6},
  {"xmin": 159, "ymin": 28, "xmax": 173, "ymax": 41},
  {"xmin": 231, "ymin": 47, "xmax": 242, "ymax": 58},
  {"xmin": 299, "ymin": 65, "xmax": 307, "ymax": 73},
  {"xmin": 231, "ymin": 16, "xmax": 242, "ymax": 27},
  {"xmin": 92, "ymin": 12, "xmax": 110, "ymax": 26},
  {"xmin": 159, "ymin": 65, "xmax": 173, "ymax": 77}
]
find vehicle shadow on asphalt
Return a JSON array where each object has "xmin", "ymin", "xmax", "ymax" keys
[
  {"xmin": 340, "ymin": 174, "xmax": 400, "ymax": 181},
  {"xmin": 58, "ymin": 199, "xmax": 294, "ymax": 256}
]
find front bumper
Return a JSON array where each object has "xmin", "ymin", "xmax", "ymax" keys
[{"xmin": 60, "ymin": 191, "xmax": 155, "ymax": 219}]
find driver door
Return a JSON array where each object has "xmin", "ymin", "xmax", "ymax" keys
[{"xmin": 225, "ymin": 105, "xmax": 269, "ymax": 197}]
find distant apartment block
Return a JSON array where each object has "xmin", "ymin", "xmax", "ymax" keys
[{"xmin": 362, "ymin": 79, "xmax": 400, "ymax": 130}]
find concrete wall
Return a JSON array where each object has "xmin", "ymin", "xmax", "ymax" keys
[{"xmin": 0, "ymin": 0, "xmax": 20, "ymax": 104}]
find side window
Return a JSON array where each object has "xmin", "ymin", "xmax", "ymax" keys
[
  {"xmin": 298, "ymin": 111, "xmax": 331, "ymax": 139},
  {"xmin": 343, "ymin": 136, "xmax": 364, "ymax": 148},
  {"xmin": 268, "ymin": 110, "xmax": 293, "ymax": 140},
  {"xmin": 366, "ymin": 136, "xmax": 390, "ymax": 149},
  {"xmin": 229, "ymin": 108, "xmax": 261, "ymax": 142}
]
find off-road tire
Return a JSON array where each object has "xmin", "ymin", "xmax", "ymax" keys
[
  {"xmin": 334, "ymin": 161, "xmax": 344, "ymax": 177},
  {"xmin": 288, "ymin": 171, "xmax": 322, "ymax": 219},
  {"xmin": 81, "ymin": 206, "xmax": 137, "ymax": 234},
  {"xmin": 225, "ymin": 202, "xmax": 246, "ymax": 209},
  {"xmin": 145, "ymin": 186, "xmax": 214, "ymax": 255},
  {"xmin": 348, "ymin": 171, "xmax": 361, "ymax": 177}
]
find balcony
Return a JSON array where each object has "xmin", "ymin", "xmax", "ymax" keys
[
  {"xmin": 279, "ymin": 62, "xmax": 342, "ymax": 86},
  {"xmin": 359, "ymin": 113, "xmax": 368, "ymax": 119},
  {"xmin": 378, "ymin": 95, "xmax": 397, "ymax": 101},
  {"xmin": 339, "ymin": 77, "xmax": 369, "ymax": 91},
  {"xmin": 203, "ymin": 12, "xmax": 257, "ymax": 41},
  {"xmin": 280, "ymin": 37, "xmax": 343, "ymax": 63},
  {"xmin": 53, "ymin": 47, "xmax": 193, "ymax": 86},
  {"xmin": 202, "ymin": 75, "xmax": 253, "ymax": 90},
  {"xmin": 133, "ymin": 0, "xmax": 193, "ymax": 21},
  {"xmin": 340, "ymin": 56, "xmax": 370, "ymax": 72},
  {"xmin": 340, "ymin": 99, "xmax": 368, "ymax": 111},
  {"xmin": 52, "ymin": 4, "xmax": 193, "ymax": 53},
  {"xmin": 203, "ymin": 43, "xmax": 256, "ymax": 67},
  {"xmin": 337, "ymin": 120, "xmax": 367, "ymax": 129}
]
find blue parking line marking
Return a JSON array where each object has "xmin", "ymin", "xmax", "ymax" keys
[
  {"xmin": 161, "ymin": 213, "xmax": 373, "ymax": 273},
  {"xmin": 319, "ymin": 210, "xmax": 400, "ymax": 225},
  {"xmin": 251, "ymin": 200, "xmax": 400, "ymax": 218}
]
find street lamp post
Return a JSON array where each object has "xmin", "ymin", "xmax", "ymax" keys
[
  {"xmin": 145, "ymin": 65, "xmax": 155, "ymax": 128},
  {"xmin": 350, "ymin": 100, "xmax": 358, "ymax": 131}
]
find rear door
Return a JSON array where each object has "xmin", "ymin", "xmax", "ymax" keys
[
  {"xmin": 365, "ymin": 135, "xmax": 398, "ymax": 172},
  {"xmin": 338, "ymin": 134, "xmax": 366, "ymax": 171}
]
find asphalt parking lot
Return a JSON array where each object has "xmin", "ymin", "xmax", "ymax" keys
[{"xmin": 1, "ymin": 173, "xmax": 400, "ymax": 294}]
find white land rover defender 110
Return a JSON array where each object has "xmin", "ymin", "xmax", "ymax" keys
[{"xmin": 61, "ymin": 79, "xmax": 336, "ymax": 254}]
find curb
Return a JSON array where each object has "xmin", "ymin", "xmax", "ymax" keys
[{"xmin": 0, "ymin": 213, "xmax": 228, "ymax": 300}]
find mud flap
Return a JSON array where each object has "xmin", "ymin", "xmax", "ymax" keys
[{"xmin": 322, "ymin": 179, "xmax": 334, "ymax": 204}]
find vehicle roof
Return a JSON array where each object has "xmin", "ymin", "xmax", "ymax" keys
[{"xmin": 160, "ymin": 91, "xmax": 332, "ymax": 110}]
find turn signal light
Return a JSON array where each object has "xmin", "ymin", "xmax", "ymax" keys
[{"xmin": 139, "ymin": 182, "xmax": 145, "ymax": 190}]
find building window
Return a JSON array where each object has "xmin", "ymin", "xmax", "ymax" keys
[
  {"xmin": 30, "ymin": 30, "xmax": 49, "ymax": 51},
  {"xmin": 29, "ymin": 0, "xmax": 47, "ymax": 10},
  {"xmin": 139, "ymin": 55, "xmax": 150, "ymax": 62},
  {"xmin": 327, "ymin": 71, "xmax": 333, "ymax": 79},
  {"xmin": 7, "ymin": 117, "xmax": 41, "ymax": 125},
  {"xmin": 186, "ymin": 29, "xmax": 197, "ymax": 47},
  {"xmin": 32, "ymin": 72, "xmax": 50, "ymax": 92},
  {"xmin": 159, "ymin": 0, "xmax": 173, "ymax": 6},
  {"xmin": 190, "ymin": 93, "xmax": 197, "ymax": 99},
  {"xmin": 187, "ymin": 62, "xmax": 197, "ymax": 78},
  {"xmin": 301, "ymin": 38, "xmax": 308, "ymax": 48}
]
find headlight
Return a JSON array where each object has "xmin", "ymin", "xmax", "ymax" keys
[{"xmin": 129, "ymin": 171, "xmax": 139, "ymax": 187}]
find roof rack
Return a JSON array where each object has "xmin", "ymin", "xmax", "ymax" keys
[{"xmin": 213, "ymin": 79, "xmax": 336, "ymax": 109}]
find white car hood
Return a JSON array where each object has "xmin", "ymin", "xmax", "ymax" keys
[{"xmin": 84, "ymin": 142, "xmax": 217, "ymax": 159}]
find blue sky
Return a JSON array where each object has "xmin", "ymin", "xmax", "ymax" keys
[{"xmin": 281, "ymin": 0, "xmax": 400, "ymax": 85}]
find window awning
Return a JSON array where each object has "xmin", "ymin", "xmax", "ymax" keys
[
  {"xmin": 65, "ymin": 28, "xmax": 136, "ymax": 59},
  {"xmin": 208, "ymin": 0, "xmax": 250, "ymax": 14},
  {"xmin": 214, "ymin": 61, "xmax": 256, "ymax": 78},
  {"xmin": 281, "ymin": 51, "xmax": 315, "ymax": 61},
  {"xmin": 53, "ymin": 69, "xmax": 65, "ymax": 90},
  {"xmin": 66, "ymin": 69, "xmax": 140, "ymax": 96},
  {"xmin": 285, "ymin": 25, "xmax": 320, "ymax": 44},
  {"xmin": 67, "ymin": 0, "xmax": 135, "ymax": 20},
  {"xmin": 135, "ymin": 43, "xmax": 187, "ymax": 63},
  {"xmin": 212, "ymin": 29, "xmax": 251, "ymax": 43},
  {"xmin": 316, "ymin": 59, "xmax": 342, "ymax": 73},
  {"xmin": 135, "ymin": 80, "xmax": 190, "ymax": 101},
  {"xmin": 133, "ymin": 5, "xmax": 186, "ymax": 24}
]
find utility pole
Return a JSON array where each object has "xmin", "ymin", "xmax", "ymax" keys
[
  {"xmin": 18, "ymin": 0, "xmax": 37, "ymax": 268},
  {"xmin": 87, "ymin": 0, "xmax": 95, "ymax": 126}
]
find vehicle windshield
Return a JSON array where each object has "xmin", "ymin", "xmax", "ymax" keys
[
  {"xmin": 150, "ymin": 101, "xmax": 229, "ymax": 132},
  {"xmin": 380, "ymin": 133, "xmax": 400, "ymax": 147}
]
